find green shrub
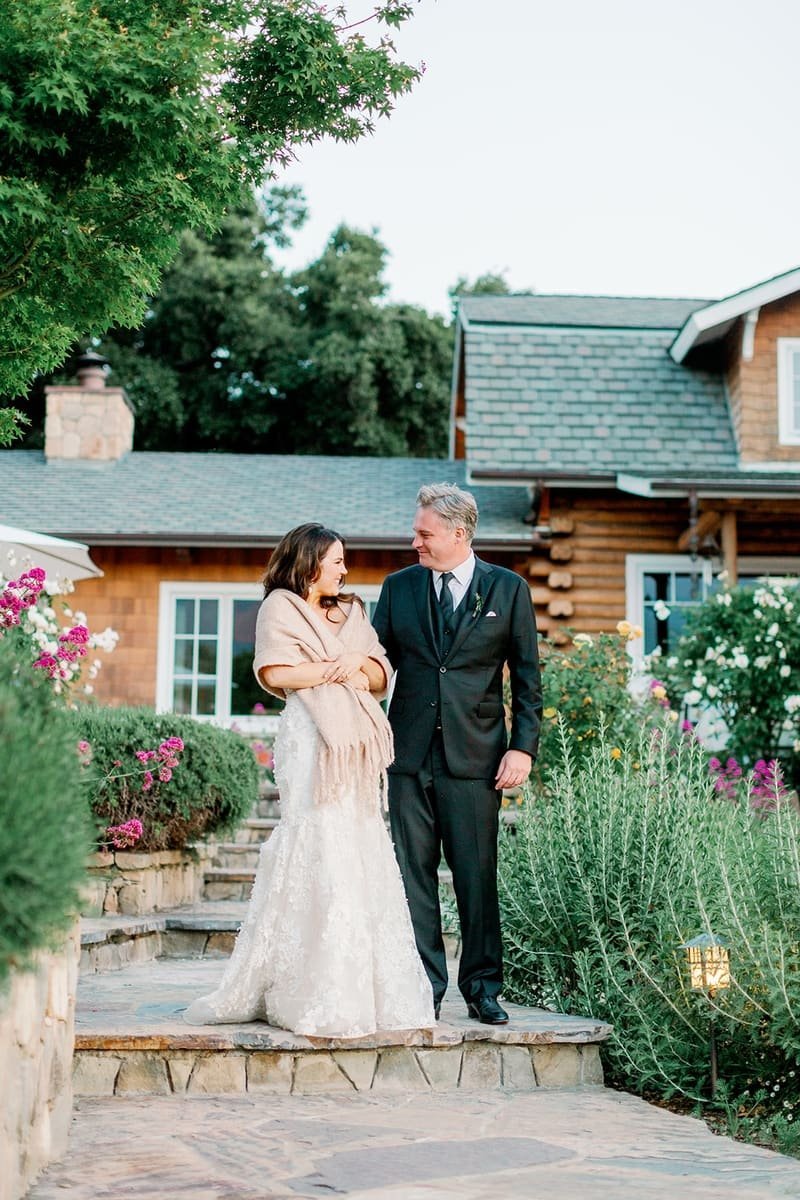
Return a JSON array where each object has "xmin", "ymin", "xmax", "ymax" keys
[
  {"xmin": 499, "ymin": 719, "xmax": 800, "ymax": 1146},
  {"xmin": 74, "ymin": 707, "xmax": 258, "ymax": 851},
  {"xmin": 660, "ymin": 577, "xmax": 800, "ymax": 788},
  {"xmin": 533, "ymin": 627, "xmax": 643, "ymax": 785},
  {"xmin": 0, "ymin": 639, "xmax": 92, "ymax": 989}
]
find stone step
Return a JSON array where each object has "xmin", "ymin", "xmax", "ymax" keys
[
  {"xmin": 232, "ymin": 818, "xmax": 280, "ymax": 845},
  {"xmin": 203, "ymin": 868, "xmax": 256, "ymax": 902},
  {"xmin": 80, "ymin": 903, "xmax": 249, "ymax": 973},
  {"xmin": 202, "ymin": 864, "xmax": 455, "ymax": 904},
  {"xmin": 254, "ymin": 788, "xmax": 280, "ymax": 820},
  {"xmin": 211, "ymin": 842, "xmax": 262, "ymax": 870},
  {"xmin": 73, "ymin": 956, "xmax": 611, "ymax": 1098},
  {"xmin": 80, "ymin": 902, "xmax": 461, "ymax": 974}
]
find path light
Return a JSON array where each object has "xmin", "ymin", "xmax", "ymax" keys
[{"xmin": 680, "ymin": 932, "xmax": 731, "ymax": 1097}]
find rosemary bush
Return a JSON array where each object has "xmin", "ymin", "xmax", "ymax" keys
[
  {"xmin": 499, "ymin": 721, "xmax": 800, "ymax": 1149},
  {"xmin": 0, "ymin": 639, "xmax": 91, "ymax": 988}
]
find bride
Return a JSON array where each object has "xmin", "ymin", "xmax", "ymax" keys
[{"xmin": 184, "ymin": 523, "xmax": 434, "ymax": 1036}]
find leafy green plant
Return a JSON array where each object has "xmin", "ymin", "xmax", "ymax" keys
[
  {"xmin": 533, "ymin": 626, "xmax": 645, "ymax": 784},
  {"xmin": 0, "ymin": 637, "xmax": 92, "ymax": 989},
  {"xmin": 660, "ymin": 578, "xmax": 800, "ymax": 787},
  {"xmin": 74, "ymin": 707, "xmax": 258, "ymax": 852},
  {"xmin": 499, "ymin": 718, "xmax": 800, "ymax": 1144}
]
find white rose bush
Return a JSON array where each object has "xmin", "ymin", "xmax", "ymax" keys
[{"xmin": 660, "ymin": 579, "xmax": 800, "ymax": 791}]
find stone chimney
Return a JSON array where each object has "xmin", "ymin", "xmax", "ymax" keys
[{"xmin": 45, "ymin": 352, "xmax": 134, "ymax": 462}]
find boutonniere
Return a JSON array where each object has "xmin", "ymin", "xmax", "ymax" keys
[{"xmin": 472, "ymin": 593, "xmax": 484, "ymax": 619}]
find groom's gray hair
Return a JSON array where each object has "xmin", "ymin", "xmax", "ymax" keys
[{"xmin": 416, "ymin": 482, "xmax": 478, "ymax": 542}]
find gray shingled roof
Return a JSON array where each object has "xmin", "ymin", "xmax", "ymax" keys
[
  {"xmin": 0, "ymin": 453, "xmax": 533, "ymax": 545},
  {"xmin": 460, "ymin": 294, "xmax": 710, "ymax": 330},
  {"xmin": 462, "ymin": 320, "xmax": 739, "ymax": 478}
]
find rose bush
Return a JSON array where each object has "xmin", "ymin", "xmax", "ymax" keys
[{"xmin": 660, "ymin": 579, "xmax": 800, "ymax": 788}]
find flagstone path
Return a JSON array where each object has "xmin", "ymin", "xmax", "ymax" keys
[{"xmin": 30, "ymin": 1087, "xmax": 800, "ymax": 1199}]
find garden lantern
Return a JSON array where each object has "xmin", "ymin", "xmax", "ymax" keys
[
  {"xmin": 681, "ymin": 933, "xmax": 731, "ymax": 995},
  {"xmin": 680, "ymin": 932, "xmax": 731, "ymax": 1097}
]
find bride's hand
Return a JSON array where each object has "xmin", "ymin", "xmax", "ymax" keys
[
  {"xmin": 349, "ymin": 669, "xmax": 370, "ymax": 691},
  {"xmin": 322, "ymin": 651, "xmax": 364, "ymax": 684}
]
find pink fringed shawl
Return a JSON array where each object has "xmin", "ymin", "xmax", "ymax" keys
[{"xmin": 252, "ymin": 589, "xmax": 394, "ymax": 807}]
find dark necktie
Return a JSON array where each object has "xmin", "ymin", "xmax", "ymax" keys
[{"xmin": 438, "ymin": 571, "xmax": 455, "ymax": 627}]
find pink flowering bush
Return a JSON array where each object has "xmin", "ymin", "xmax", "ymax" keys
[
  {"xmin": 75, "ymin": 707, "xmax": 256, "ymax": 851},
  {"xmin": 79, "ymin": 734, "xmax": 187, "ymax": 851},
  {"xmin": 0, "ymin": 566, "xmax": 118, "ymax": 699},
  {"xmin": 105, "ymin": 818, "xmax": 144, "ymax": 849}
]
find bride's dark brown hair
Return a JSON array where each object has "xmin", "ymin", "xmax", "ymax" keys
[{"xmin": 262, "ymin": 523, "xmax": 361, "ymax": 611}]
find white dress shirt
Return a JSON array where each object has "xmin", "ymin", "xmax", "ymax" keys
[{"xmin": 434, "ymin": 552, "xmax": 475, "ymax": 612}]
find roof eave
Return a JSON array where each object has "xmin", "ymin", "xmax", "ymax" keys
[
  {"xmin": 618, "ymin": 473, "xmax": 800, "ymax": 499},
  {"xmin": 59, "ymin": 531, "xmax": 535, "ymax": 551},
  {"xmin": 670, "ymin": 266, "xmax": 800, "ymax": 363},
  {"xmin": 467, "ymin": 467, "xmax": 617, "ymax": 489}
]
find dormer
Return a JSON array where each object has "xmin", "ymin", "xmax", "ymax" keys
[{"xmin": 670, "ymin": 267, "xmax": 800, "ymax": 465}]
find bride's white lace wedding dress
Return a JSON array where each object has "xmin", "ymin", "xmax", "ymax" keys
[{"xmin": 184, "ymin": 695, "xmax": 435, "ymax": 1037}]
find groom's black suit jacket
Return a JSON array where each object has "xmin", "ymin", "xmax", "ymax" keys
[{"xmin": 373, "ymin": 557, "xmax": 542, "ymax": 779}]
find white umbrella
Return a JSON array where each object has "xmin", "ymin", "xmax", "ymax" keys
[{"xmin": 0, "ymin": 523, "xmax": 103, "ymax": 586}]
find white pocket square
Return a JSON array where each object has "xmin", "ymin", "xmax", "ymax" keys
[{"xmin": 485, "ymin": 611, "xmax": 498, "ymax": 618}]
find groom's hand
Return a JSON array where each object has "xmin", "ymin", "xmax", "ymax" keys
[{"xmin": 495, "ymin": 750, "xmax": 532, "ymax": 791}]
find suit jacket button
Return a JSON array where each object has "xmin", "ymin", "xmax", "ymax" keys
[{"xmin": 439, "ymin": 666, "xmax": 447, "ymax": 673}]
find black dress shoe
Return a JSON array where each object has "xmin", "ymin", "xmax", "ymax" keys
[
  {"xmin": 434, "ymin": 1000, "xmax": 442, "ymax": 1021},
  {"xmin": 467, "ymin": 997, "xmax": 509, "ymax": 1025}
]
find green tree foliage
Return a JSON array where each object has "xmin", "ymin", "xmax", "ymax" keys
[
  {"xmin": 0, "ymin": 0, "xmax": 420, "ymax": 408},
  {"xmin": 17, "ymin": 193, "xmax": 453, "ymax": 456},
  {"xmin": 448, "ymin": 271, "xmax": 512, "ymax": 319},
  {"xmin": 286, "ymin": 226, "xmax": 452, "ymax": 455}
]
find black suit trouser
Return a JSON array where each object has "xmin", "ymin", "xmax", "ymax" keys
[{"xmin": 388, "ymin": 733, "xmax": 503, "ymax": 1005}]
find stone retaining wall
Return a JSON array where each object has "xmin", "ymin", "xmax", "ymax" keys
[
  {"xmin": 83, "ymin": 846, "xmax": 214, "ymax": 916},
  {"xmin": 0, "ymin": 923, "xmax": 79, "ymax": 1200}
]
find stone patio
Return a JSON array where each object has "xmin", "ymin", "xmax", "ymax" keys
[{"xmin": 29, "ymin": 1088, "xmax": 800, "ymax": 1199}]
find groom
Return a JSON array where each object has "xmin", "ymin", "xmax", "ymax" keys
[{"xmin": 373, "ymin": 482, "xmax": 542, "ymax": 1024}]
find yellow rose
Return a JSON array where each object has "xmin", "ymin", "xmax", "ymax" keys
[
  {"xmin": 651, "ymin": 685, "xmax": 666, "ymax": 700},
  {"xmin": 543, "ymin": 707, "xmax": 557, "ymax": 719},
  {"xmin": 610, "ymin": 747, "xmax": 622, "ymax": 760},
  {"xmin": 628, "ymin": 624, "xmax": 643, "ymax": 641},
  {"xmin": 582, "ymin": 695, "xmax": 593, "ymax": 705},
  {"xmin": 616, "ymin": 620, "xmax": 632, "ymax": 637}
]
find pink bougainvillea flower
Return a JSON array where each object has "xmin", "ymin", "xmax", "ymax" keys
[
  {"xmin": 142, "ymin": 770, "xmax": 154, "ymax": 793},
  {"xmin": 106, "ymin": 818, "xmax": 144, "ymax": 849}
]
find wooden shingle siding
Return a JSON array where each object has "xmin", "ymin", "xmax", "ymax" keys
[{"xmin": 726, "ymin": 292, "xmax": 800, "ymax": 463}]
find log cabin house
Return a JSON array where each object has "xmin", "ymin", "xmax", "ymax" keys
[
  {"xmin": 454, "ymin": 268, "xmax": 800, "ymax": 666},
  {"xmin": 2, "ymin": 266, "xmax": 799, "ymax": 722}
]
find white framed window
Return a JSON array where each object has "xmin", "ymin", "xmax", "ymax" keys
[
  {"xmin": 777, "ymin": 338, "xmax": 800, "ymax": 445},
  {"xmin": 626, "ymin": 554, "xmax": 800, "ymax": 669},
  {"xmin": 156, "ymin": 581, "xmax": 383, "ymax": 730}
]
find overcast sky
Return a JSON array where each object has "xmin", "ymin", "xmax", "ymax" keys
[{"xmin": 274, "ymin": 0, "xmax": 800, "ymax": 318}]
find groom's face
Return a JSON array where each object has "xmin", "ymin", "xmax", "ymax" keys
[{"xmin": 412, "ymin": 507, "xmax": 468, "ymax": 572}]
